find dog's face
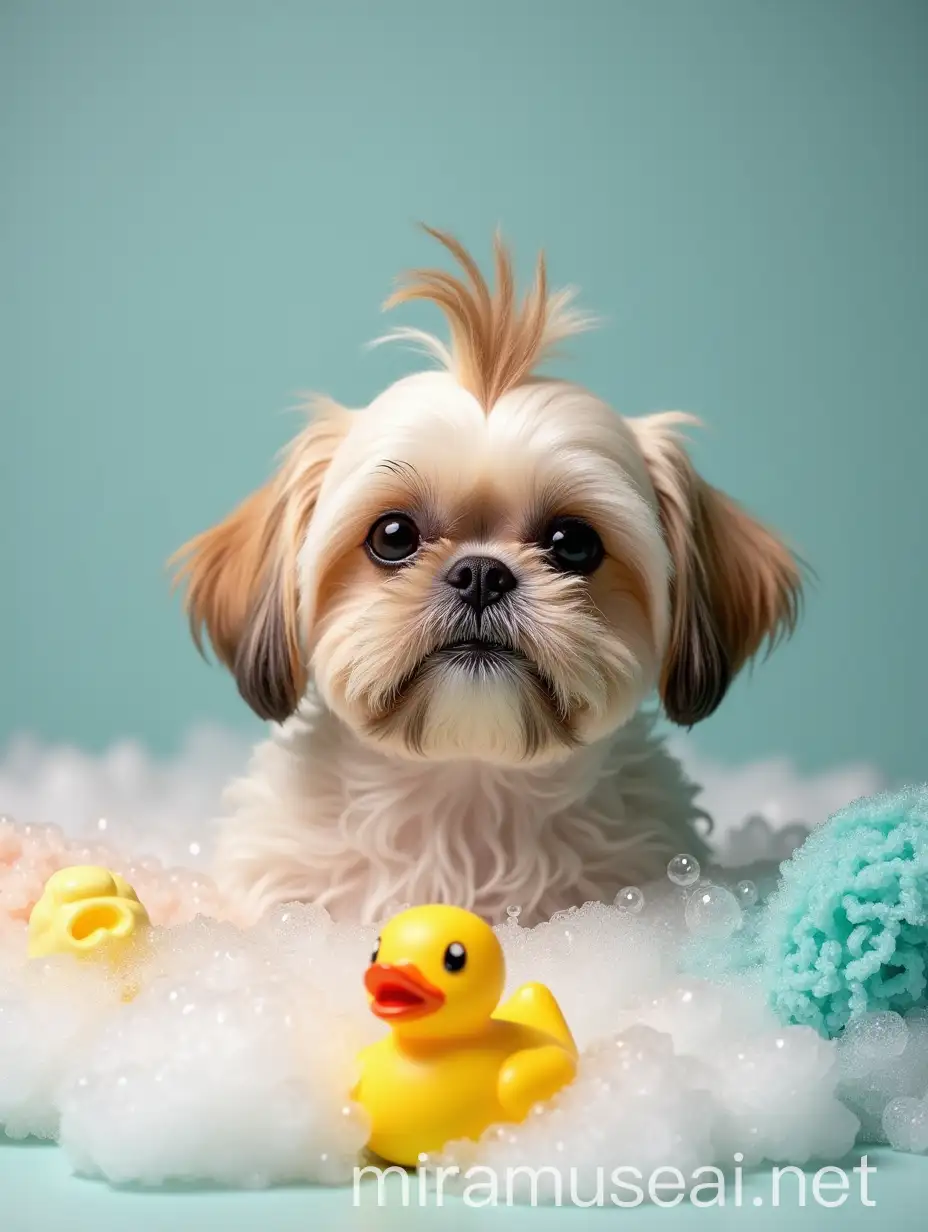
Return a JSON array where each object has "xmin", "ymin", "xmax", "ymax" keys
[
  {"xmin": 174, "ymin": 232, "xmax": 801, "ymax": 765},
  {"xmin": 303, "ymin": 375, "xmax": 668, "ymax": 764}
]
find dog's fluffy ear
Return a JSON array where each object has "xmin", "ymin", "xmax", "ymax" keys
[
  {"xmin": 171, "ymin": 402, "xmax": 348, "ymax": 722},
  {"xmin": 632, "ymin": 413, "xmax": 802, "ymax": 726}
]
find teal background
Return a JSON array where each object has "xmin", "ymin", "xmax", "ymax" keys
[{"xmin": 2, "ymin": 0, "xmax": 927, "ymax": 782}]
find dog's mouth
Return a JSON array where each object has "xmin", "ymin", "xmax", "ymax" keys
[
  {"xmin": 384, "ymin": 636, "xmax": 543, "ymax": 710},
  {"xmin": 436, "ymin": 638, "xmax": 521, "ymax": 665},
  {"xmin": 366, "ymin": 632, "xmax": 576, "ymax": 757}
]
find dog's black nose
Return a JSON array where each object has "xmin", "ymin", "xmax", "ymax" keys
[{"xmin": 445, "ymin": 556, "xmax": 517, "ymax": 618}]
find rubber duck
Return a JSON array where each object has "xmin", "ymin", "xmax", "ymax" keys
[
  {"xmin": 354, "ymin": 904, "xmax": 577, "ymax": 1166},
  {"xmin": 28, "ymin": 865, "xmax": 150, "ymax": 961}
]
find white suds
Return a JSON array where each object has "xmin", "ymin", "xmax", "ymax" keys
[
  {"xmin": 0, "ymin": 725, "xmax": 250, "ymax": 871},
  {"xmin": 0, "ymin": 892, "xmax": 872, "ymax": 1190},
  {"xmin": 56, "ymin": 908, "xmax": 376, "ymax": 1187},
  {"xmin": 434, "ymin": 900, "xmax": 859, "ymax": 1195},
  {"xmin": 1, "ymin": 726, "xmax": 911, "ymax": 1194},
  {"xmin": 671, "ymin": 738, "xmax": 883, "ymax": 867},
  {"xmin": 837, "ymin": 1010, "xmax": 928, "ymax": 1146}
]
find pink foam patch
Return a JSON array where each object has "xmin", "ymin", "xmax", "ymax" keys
[{"xmin": 0, "ymin": 817, "xmax": 239, "ymax": 954}]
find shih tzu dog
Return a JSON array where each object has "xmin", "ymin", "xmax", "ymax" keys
[{"xmin": 173, "ymin": 229, "xmax": 801, "ymax": 926}]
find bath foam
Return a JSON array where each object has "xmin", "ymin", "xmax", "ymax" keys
[
  {"xmin": 0, "ymin": 950, "xmax": 120, "ymax": 1140},
  {"xmin": 57, "ymin": 909, "xmax": 375, "ymax": 1187},
  {"xmin": 434, "ymin": 910, "xmax": 859, "ymax": 1199},
  {"xmin": 0, "ymin": 726, "xmax": 248, "ymax": 870},
  {"xmin": 0, "ymin": 868, "xmax": 864, "ymax": 1192},
  {"xmin": 0, "ymin": 743, "xmax": 921, "ymax": 1195},
  {"xmin": 0, "ymin": 815, "xmax": 236, "ymax": 947},
  {"xmin": 836, "ymin": 1009, "xmax": 928, "ymax": 1144}
]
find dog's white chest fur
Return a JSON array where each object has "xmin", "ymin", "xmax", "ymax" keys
[{"xmin": 214, "ymin": 695, "xmax": 706, "ymax": 926}]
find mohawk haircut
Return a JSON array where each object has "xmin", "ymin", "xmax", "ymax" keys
[{"xmin": 382, "ymin": 226, "xmax": 594, "ymax": 411}]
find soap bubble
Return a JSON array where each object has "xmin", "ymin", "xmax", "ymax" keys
[
  {"xmin": 684, "ymin": 884, "xmax": 742, "ymax": 939},
  {"xmin": 735, "ymin": 880, "xmax": 759, "ymax": 908},
  {"xmin": 887, "ymin": 1097, "xmax": 928, "ymax": 1153},
  {"xmin": 614, "ymin": 887, "xmax": 644, "ymax": 913},
  {"xmin": 506, "ymin": 906, "xmax": 522, "ymax": 927},
  {"xmin": 667, "ymin": 854, "xmax": 701, "ymax": 888}
]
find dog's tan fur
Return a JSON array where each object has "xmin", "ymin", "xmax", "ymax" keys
[{"xmin": 172, "ymin": 230, "xmax": 802, "ymax": 924}]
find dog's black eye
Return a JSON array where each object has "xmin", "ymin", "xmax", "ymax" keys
[
  {"xmin": 544, "ymin": 517, "xmax": 604, "ymax": 575},
  {"xmin": 367, "ymin": 514, "xmax": 421, "ymax": 564},
  {"xmin": 443, "ymin": 942, "xmax": 467, "ymax": 973},
  {"xmin": 370, "ymin": 938, "xmax": 380, "ymax": 964}
]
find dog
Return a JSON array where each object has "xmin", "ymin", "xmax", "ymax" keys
[{"xmin": 173, "ymin": 229, "xmax": 801, "ymax": 926}]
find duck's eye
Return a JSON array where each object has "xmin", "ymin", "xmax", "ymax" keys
[
  {"xmin": 370, "ymin": 937, "xmax": 380, "ymax": 964},
  {"xmin": 366, "ymin": 514, "xmax": 421, "ymax": 565},
  {"xmin": 443, "ymin": 942, "xmax": 467, "ymax": 973},
  {"xmin": 543, "ymin": 517, "xmax": 604, "ymax": 575}
]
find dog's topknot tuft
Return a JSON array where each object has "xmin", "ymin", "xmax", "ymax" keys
[{"xmin": 382, "ymin": 226, "xmax": 594, "ymax": 411}]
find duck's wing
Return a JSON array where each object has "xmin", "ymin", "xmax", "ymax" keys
[
  {"xmin": 497, "ymin": 1044, "xmax": 577, "ymax": 1121},
  {"xmin": 493, "ymin": 982, "xmax": 577, "ymax": 1056}
]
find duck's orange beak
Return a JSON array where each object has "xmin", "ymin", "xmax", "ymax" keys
[{"xmin": 364, "ymin": 962, "xmax": 446, "ymax": 1021}]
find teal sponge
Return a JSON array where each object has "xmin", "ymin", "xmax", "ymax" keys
[{"xmin": 761, "ymin": 787, "xmax": 928, "ymax": 1037}]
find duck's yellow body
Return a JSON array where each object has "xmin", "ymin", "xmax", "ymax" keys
[
  {"xmin": 27, "ymin": 865, "xmax": 150, "ymax": 961},
  {"xmin": 355, "ymin": 905, "xmax": 577, "ymax": 1166}
]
